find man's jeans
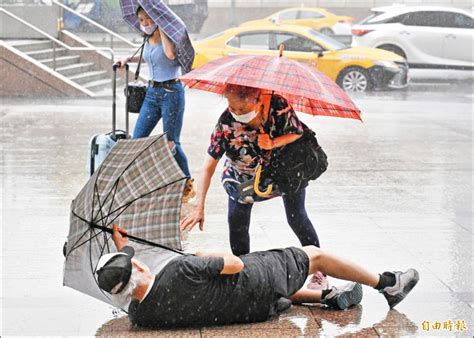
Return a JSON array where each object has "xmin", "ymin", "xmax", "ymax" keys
[{"xmin": 133, "ymin": 81, "xmax": 190, "ymax": 177}]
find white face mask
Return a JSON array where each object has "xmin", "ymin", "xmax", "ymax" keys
[
  {"xmin": 230, "ymin": 110, "xmax": 259, "ymax": 124},
  {"xmin": 140, "ymin": 23, "xmax": 158, "ymax": 36}
]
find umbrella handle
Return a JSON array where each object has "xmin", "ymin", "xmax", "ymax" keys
[
  {"xmin": 254, "ymin": 163, "xmax": 273, "ymax": 197},
  {"xmin": 279, "ymin": 44, "xmax": 284, "ymax": 57}
]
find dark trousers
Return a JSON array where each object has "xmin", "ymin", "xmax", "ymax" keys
[{"xmin": 227, "ymin": 188, "xmax": 320, "ymax": 256}]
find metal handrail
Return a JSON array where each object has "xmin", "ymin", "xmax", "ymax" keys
[
  {"xmin": 0, "ymin": 7, "xmax": 114, "ymax": 71},
  {"xmin": 51, "ymin": 0, "xmax": 140, "ymax": 49}
]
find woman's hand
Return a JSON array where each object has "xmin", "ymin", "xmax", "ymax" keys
[
  {"xmin": 258, "ymin": 132, "xmax": 275, "ymax": 150},
  {"xmin": 180, "ymin": 155, "xmax": 218, "ymax": 232},
  {"xmin": 114, "ymin": 57, "xmax": 131, "ymax": 68},
  {"xmin": 180, "ymin": 204, "xmax": 205, "ymax": 232},
  {"xmin": 259, "ymin": 128, "xmax": 303, "ymax": 150}
]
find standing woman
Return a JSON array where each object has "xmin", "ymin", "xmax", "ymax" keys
[
  {"xmin": 118, "ymin": 6, "xmax": 191, "ymax": 181},
  {"xmin": 181, "ymin": 84, "xmax": 328, "ymax": 290}
]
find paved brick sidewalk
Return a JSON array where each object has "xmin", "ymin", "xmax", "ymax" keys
[{"xmin": 96, "ymin": 304, "xmax": 422, "ymax": 337}]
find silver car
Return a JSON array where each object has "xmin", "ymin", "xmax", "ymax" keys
[{"xmin": 351, "ymin": 5, "xmax": 473, "ymax": 70}]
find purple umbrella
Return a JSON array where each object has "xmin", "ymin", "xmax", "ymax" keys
[{"xmin": 120, "ymin": 0, "xmax": 195, "ymax": 73}]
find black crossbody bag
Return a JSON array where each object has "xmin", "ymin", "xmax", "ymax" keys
[
  {"xmin": 262, "ymin": 123, "xmax": 328, "ymax": 194},
  {"xmin": 125, "ymin": 36, "xmax": 148, "ymax": 113},
  {"xmin": 237, "ymin": 121, "xmax": 328, "ymax": 199}
]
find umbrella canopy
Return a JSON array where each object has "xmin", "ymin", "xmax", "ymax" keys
[
  {"xmin": 120, "ymin": 0, "xmax": 195, "ymax": 73},
  {"xmin": 63, "ymin": 134, "xmax": 187, "ymax": 307},
  {"xmin": 181, "ymin": 54, "xmax": 362, "ymax": 120}
]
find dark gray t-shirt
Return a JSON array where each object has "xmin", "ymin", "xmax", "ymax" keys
[{"xmin": 128, "ymin": 254, "xmax": 276, "ymax": 328}]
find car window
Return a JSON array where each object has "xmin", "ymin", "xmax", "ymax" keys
[
  {"xmin": 385, "ymin": 13, "xmax": 410, "ymax": 24},
  {"xmin": 278, "ymin": 10, "xmax": 298, "ymax": 20},
  {"xmin": 401, "ymin": 11, "xmax": 474, "ymax": 28},
  {"xmin": 232, "ymin": 33, "xmax": 270, "ymax": 50},
  {"xmin": 433, "ymin": 12, "xmax": 460, "ymax": 28},
  {"xmin": 227, "ymin": 36, "xmax": 239, "ymax": 48},
  {"xmin": 452, "ymin": 13, "xmax": 474, "ymax": 28},
  {"xmin": 274, "ymin": 33, "xmax": 322, "ymax": 53},
  {"xmin": 299, "ymin": 10, "xmax": 325, "ymax": 19},
  {"xmin": 401, "ymin": 11, "xmax": 448, "ymax": 27},
  {"xmin": 308, "ymin": 29, "xmax": 346, "ymax": 50}
]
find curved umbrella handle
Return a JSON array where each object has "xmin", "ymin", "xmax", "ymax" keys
[{"xmin": 254, "ymin": 163, "xmax": 273, "ymax": 197}]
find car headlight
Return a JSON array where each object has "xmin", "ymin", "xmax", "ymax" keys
[{"xmin": 374, "ymin": 61, "xmax": 399, "ymax": 69}]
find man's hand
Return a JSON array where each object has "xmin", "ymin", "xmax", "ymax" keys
[
  {"xmin": 180, "ymin": 204, "xmax": 205, "ymax": 232},
  {"xmin": 112, "ymin": 224, "xmax": 129, "ymax": 251}
]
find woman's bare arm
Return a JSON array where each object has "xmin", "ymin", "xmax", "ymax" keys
[
  {"xmin": 180, "ymin": 154, "xmax": 219, "ymax": 231},
  {"xmin": 159, "ymin": 29, "xmax": 177, "ymax": 60}
]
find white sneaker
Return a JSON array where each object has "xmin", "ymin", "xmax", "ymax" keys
[
  {"xmin": 321, "ymin": 282, "xmax": 363, "ymax": 310},
  {"xmin": 380, "ymin": 269, "xmax": 419, "ymax": 308}
]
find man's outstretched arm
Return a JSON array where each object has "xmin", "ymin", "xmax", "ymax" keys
[
  {"xmin": 195, "ymin": 251, "xmax": 244, "ymax": 275},
  {"xmin": 112, "ymin": 225, "xmax": 244, "ymax": 275}
]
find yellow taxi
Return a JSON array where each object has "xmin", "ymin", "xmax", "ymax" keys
[
  {"xmin": 192, "ymin": 24, "xmax": 409, "ymax": 92},
  {"xmin": 240, "ymin": 7, "xmax": 353, "ymax": 35}
]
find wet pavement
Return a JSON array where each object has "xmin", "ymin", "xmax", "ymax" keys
[{"xmin": 1, "ymin": 70, "xmax": 473, "ymax": 336}]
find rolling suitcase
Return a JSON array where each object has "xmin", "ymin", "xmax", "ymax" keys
[{"xmin": 86, "ymin": 64, "xmax": 132, "ymax": 176}]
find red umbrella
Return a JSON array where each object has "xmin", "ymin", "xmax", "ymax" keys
[{"xmin": 181, "ymin": 49, "xmax": 362, "ymax": 121}]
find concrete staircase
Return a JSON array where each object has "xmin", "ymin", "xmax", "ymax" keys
[{"xmin": 8, "ymin": 39, "xmax": 113, "ymax": 96}]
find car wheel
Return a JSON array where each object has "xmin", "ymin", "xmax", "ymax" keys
[
  {"xmin": 336, "ymin": 67, "xmax": 371, "ymax": 92},
  {"xmin": 377, "ymin": 44, "xmax": 406, "ymax": 59},
  {"xmin": 320, "ymin": 27, "xmax": 334, "ymax": 36}
]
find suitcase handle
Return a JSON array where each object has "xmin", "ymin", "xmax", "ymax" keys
[
  {"xmin": 112, "ymin": 64, "xmax": 130, "ymax": 139},
  {"xmin": 125, "ymin": 64, "xmax": 129, "ymax": 136}
]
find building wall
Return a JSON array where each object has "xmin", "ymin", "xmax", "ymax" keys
[
  {"xmin": 1, "ymin": 4, "xmax": 61, "ymax": 39},
  {"xmin": 0, "ymin": 42, "xmax": 88, "ymax": 97}
]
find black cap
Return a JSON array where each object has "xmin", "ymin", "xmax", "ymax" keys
[{"xmin": 96, "ymin": 246, "xmax": 135, "ymax": 294}]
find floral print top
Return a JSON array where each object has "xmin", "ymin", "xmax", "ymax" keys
[{"xmin": 207, "ymin": 95, "xmax": 304, "ymax": 203}]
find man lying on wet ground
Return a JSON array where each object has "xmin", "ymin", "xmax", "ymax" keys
[{"xmin": 96, "ymin": 225, "xmax": 419, "ymax": 328}]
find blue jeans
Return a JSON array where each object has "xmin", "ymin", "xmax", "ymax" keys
[
  {"xmin": 133, "ymin": 81, "xmax": 190, "ymax": 177},
  {"xmin": 227, "ymin": 188, "xmax": 320, "ymax": 256}
]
